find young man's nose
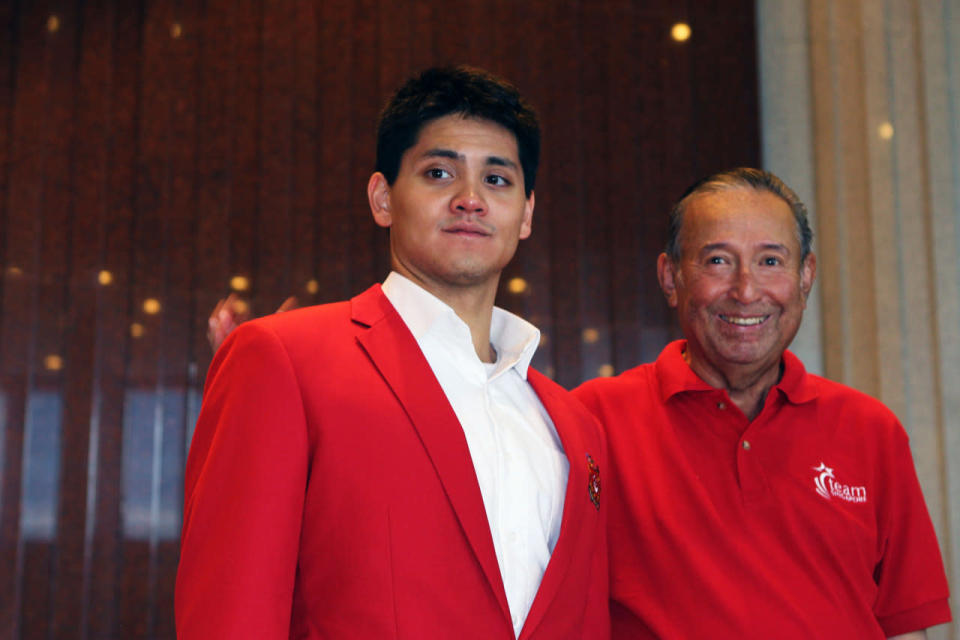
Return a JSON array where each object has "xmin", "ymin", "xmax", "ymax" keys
[{"xmin": 451, "ymin": 183, "xmax": 487, "ymax": 215}]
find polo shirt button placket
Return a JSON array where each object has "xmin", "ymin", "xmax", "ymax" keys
[{"xmin": 738, "ymin": 421, "xmax": 773, "ymax": 504}]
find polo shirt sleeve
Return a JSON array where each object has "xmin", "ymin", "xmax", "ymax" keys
[{"xmin": 873, "ymin": 421, "xmax": 951, "ymax": 636}]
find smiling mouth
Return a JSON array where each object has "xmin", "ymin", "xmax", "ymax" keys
[{"xmin": 719, "ymin": 314, "xmax": 769, "ymax": 326}]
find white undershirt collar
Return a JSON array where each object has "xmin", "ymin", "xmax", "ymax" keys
[{"xmin": 381, "ymin": 271, "xmax": 539, "ymax": 380}]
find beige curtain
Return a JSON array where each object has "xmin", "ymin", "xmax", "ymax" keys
[
  {"xmin": 757, "ymin": 0, "xmax": 960, "ymax": 639},
  {"xmin": 758, "ymin": 1, "xmax": 960, "ymax": 637}
]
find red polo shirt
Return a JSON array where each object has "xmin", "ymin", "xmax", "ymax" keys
[{"xmin": 574, "ymin": 340, "xmax": 951, "ymax": 639}]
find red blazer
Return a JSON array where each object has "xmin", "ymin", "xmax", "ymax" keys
[{"xmin": 176, "ymin": 285, "xmax": 609, "ymax": 639}]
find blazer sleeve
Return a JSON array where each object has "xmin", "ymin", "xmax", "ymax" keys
[{"xmin": 175, "ymin": 322, "xmax": 310, "ymax": 639}]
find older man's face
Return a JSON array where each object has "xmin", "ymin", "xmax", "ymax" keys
[{"xmin": 657, "ymin": 187, "xmax": 815, "ymax": 387}]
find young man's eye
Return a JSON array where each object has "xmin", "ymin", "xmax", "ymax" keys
[
  {"xmin": 485, "ymin": 174, "xmax": 510, "ymax": 186},
  {"xmin": 426, "ymin": 168, "xmax": 451, "ymax": 179}
]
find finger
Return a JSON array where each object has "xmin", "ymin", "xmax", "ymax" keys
[
  {"xmin": 231, "ymin": 298, "xmax": 251, "ymax": 322},
  {"xmin": 209, "ymin": 297, "xmax": 227, "ymax": 323},
  {"xmin": 276, "ymin": 296, "xmax": 298, "ymax": 313}
]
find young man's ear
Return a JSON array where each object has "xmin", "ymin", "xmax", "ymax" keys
[
  {"xmin": 367, "ymin": 172, "xmax": 392, "ymax": 228},
  {"xmin": 518, "ymin": 191, "xmax": 535, "ymax": 240},
  {"xmin": 657, "ymin": 253, "xmax": 680, "ymax": 308}
]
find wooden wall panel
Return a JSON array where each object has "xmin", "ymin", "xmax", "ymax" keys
[
  {"xmin": 87, "ymin": 4, "xmax": 140, "ymax": 638},
  {"xmin": 51, "ymin": 0, "xmax": 108, "ymax": 634},
  {"xmin": 288, "ymin": 2, "xmax": 319, "ymax": 311},
  {"xmin": 0, "ymin": 0, "xmax": 760, "ymax": 637},
  {"xmin": 316, "ymin": 0, "xmax": 357, "ymax": 303}
]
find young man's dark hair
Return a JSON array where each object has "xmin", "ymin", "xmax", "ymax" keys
[{"xmin": 375, "ymin": 65, "xmax": 541, "ymax": 197}]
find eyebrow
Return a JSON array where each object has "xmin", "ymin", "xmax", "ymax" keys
[
  {"xmin": 699, "ymin": 242, "xmax": 791, "ymax": 254},
  {"xmin": 422, "ymin": 148, "xmax": 519, "ymax": 170}
]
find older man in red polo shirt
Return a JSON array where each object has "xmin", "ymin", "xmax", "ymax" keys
[{"xmin": 574, "ymin": 167, "xmax": 951, "ymax": 639}]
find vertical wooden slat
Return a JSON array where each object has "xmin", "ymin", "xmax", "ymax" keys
[
  {"xmin": 0, "ymin": 20, "xmax": 46, "ymax": 625},
  {"xmin": 606, "ymin": 1, "xmax": 645, "ymax": 373},
  {"xmin": 74, "ymin": 2, "xmax": 119, "ymax": 632},
  {"xmin": 86, "ymin": 4, "xmax": 141, "ymax": 637},
  {"xmin": 348, "ymin": 0, "xmax": 381, "ymax": 291},
  {"xmin": 376, "ymin": 0, "xmax": 412, "ymax": 115},
  {"xmin": 258, "ymin": 0, "xmax": 297, "ymax": 316},
  {"xmin": 634, "ymin": 4, "xmax": 699, "ymax": 361},
  {"xmin": 10, "ymin": 2, "xmax": 79, "ymax": 638},
  {"xmin": 227, "ymin": 0, "xmax": 262, "ymax": 315},
  {"xmin": 542, "ymin": 0, "xmax": 589, "ymax": 390},
  {"xmin": 192, "ymin": 0, "xmax": 236, "ymax": 378},
  {"xmin": 154, "ymin": 3, "xmax": 201, "ymax": 636},
  {"xmin": 577, "ymin": 0, "xmax": 615, "ymax": 384},
  {"xmin": 289, "ymin": 1, "xmax": 319, "ymax": 307},
  {"xmin": 0, "ymin": 0, "xmax": 15, "ymax": 305},
  {"xmin": 0, "ymin": 0, "xmax": 23, "ymax": 630},
  {"xmin": 431, "ymin": 0, "xmax": 475, "ymax": 64},
  {"xmin": 689, "ymin": 0, "xmax": 761, "ymax": 175},
  {"xmin": 409, "ymin": 1, "xmax": 435, "ymax": 72},
  {"xmin": 119, "ymin": 0, "xmax": 172, "ymax": 635},
  {"xmin": 633, "ymin": 7, "xmax": 677, "ymax": 363},
  {"xmin": 20, "ymin": 543, "xmax": 53, "ymax": 638},
  {"xmin": 316, "ymin": 0, "xmax": 356, "ymax": 301},
  {"xmin": 50, "ymin": 0, "xmax": 109, "ymax": 636}
]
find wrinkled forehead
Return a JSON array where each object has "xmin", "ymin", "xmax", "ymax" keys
[{"xmin": 679, "ymin": 186, "xmax": 802, "ymax": 254}]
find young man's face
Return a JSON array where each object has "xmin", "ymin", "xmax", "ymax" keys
[
  {"xmin": 657, "ymin": 187, "xmax": 816, "ymax": 386},
  {"xmin": 368, "ymin": 114, "xmax": 533, "ymax": 298}
]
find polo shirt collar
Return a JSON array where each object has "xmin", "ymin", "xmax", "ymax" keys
[
  {"xmin": 655, "ymin": 339, "xmax": 819, "ymax": 404},
  {"xmin": 776, "ymin": 348, "xmax": 819, "ymax": 404},
  {"xmin": 381, "ymin": 271, "xmax": 540, "ymax": 380}
]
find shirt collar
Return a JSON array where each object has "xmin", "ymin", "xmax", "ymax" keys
[
  {"xmin": 381, "ymin": 271, "xmax": 541, "ymax": 380},
  {"xmin": 655, "ymin": 339, "xmax": 819, "ymax": 404},
  {"xmin": 776, "ymin": 348, "xmax": 819, "ymax": 403}
]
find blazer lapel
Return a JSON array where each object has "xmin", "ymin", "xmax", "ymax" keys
[
  {"xmin": 519, "ymin": 370, "xmax": 595, "ymax": 639},
  {"xmin": 351, "ymin": 286, "xmax": 512, "ymax": 622}
]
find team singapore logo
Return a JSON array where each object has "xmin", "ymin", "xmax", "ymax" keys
[{"xmin": 813, "ymin": 462, "xmax": 867, "ymax": 503}]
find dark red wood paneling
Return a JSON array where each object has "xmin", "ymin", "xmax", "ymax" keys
[
  {"xmin": 289, "ymin": 1, "xmax": 319, "ymax": 308},
  {"xmin": 85, "ymin": 3, "xmax": 141, "ymax": 636},
  {"xmin": 316, "ymin": 0, "xmax": 357, "ymax": 302},
  {"xmin": 0, "ymin": 1, "xmax": 761, "ymax": 637},
  {"xmin": 50, "ymin": 0, "xmax": 109, "ymax": 635},
  {"xmin": 192, "ymin": 0, "xmax": 236, "ymax": 379}
]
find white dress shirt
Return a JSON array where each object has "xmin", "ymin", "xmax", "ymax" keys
[{"xmin": 381, "ymin": 272, "xmax": 569, "ymax": 637}]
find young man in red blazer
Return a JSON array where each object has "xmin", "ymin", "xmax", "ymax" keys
[{"xmin": 176, "ymin": 67, "xmax": 609, "ymax": 639}]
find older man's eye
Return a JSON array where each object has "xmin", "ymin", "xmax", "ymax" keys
[{"xmin": 762, "ymin": 256, "xmax": 782, "ymax": 266}]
